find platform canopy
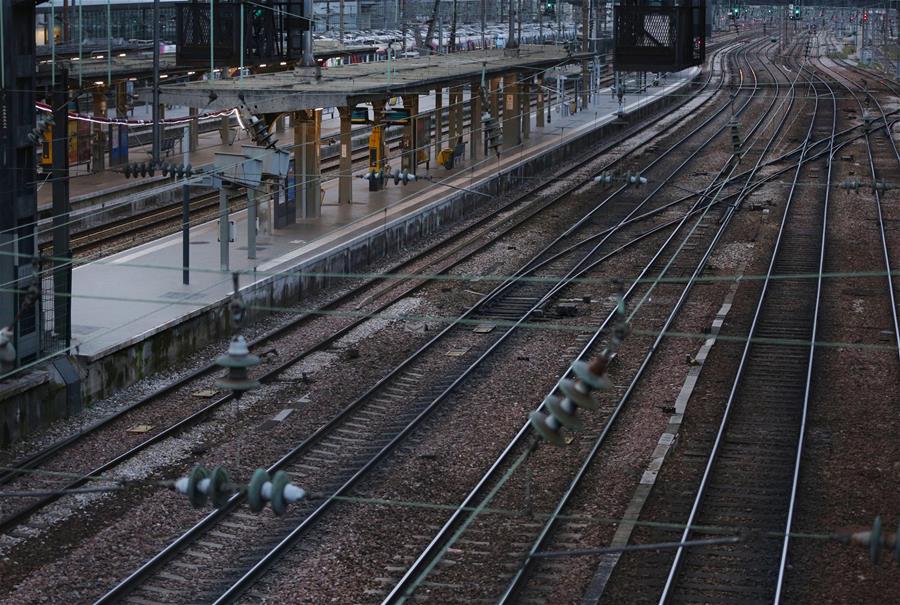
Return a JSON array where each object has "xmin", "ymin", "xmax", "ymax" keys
[{"xmin": 161, "ymin": 46, "xmax": 592, "ymax": 114}]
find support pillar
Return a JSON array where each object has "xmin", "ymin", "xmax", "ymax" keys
[
  {"xmin": 536, "ymin": 75, "xmax": 545, "ymax": 128},
  {"xmin": 449, "ymin": 85, "xmax": 464, "ymax": 151},
  {"xmin": 337, "ymin": 106, "xmax": 353, "ymax": 203},
  {"xmin": 502, "ymin": 73, "xmax": 521, "ymax": 151},
  {"xmin": 521, "ymin": 76, "xmax": 530, "ymax": 140},
  {"xmin": 433, "ymin": 87, "xmax": 443, "ymax": 159},
  {"xmin": 219, "ymin": 187, "xmax": 230, "ymax": 271},
  {"xmin": 92, "ymin": 87, "xmax": 107, "ymax": 171},
  {"xmin": 293, "ymin": 109, "xmax": 322, "ymax": 218},
  {"xmin": 447, "ymin": 87, "xmax": 459, "ymax": 144},
  {"xmin": 581, "ymin": 0, "xmax": 590, "ymax": 110},
  {"xmin": 401, "ymin": 95, "xmax": 419, "ymax": 174},
  {"xmin": 490, "ymin": 76, "xmax": 500, "ymax": 119},
  {"xmin": 369, "ymin": 99, "xmax": 387, "ymax": 191},
  {"xmin": 247, "ymin": 187, "xmax": 257, "ymax": 259},
  {"xmin": 275, "ymin": 114, "xmax": 285, "ymax": 133},
  {"xmin": 189, "ymin": 106, "xmax": 199, "ymax": 152},
  {"xmin": 219, "ymin": 115, "xmax": 231, "ymax": 146},
  {"xmin": 111, "ymin": 81, "xmax": 128, "ymax": 166},
  {"xmin": 470, "ymin": 82, "xmax": 482, "ymax": 161}
]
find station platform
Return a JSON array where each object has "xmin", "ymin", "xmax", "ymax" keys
[
  {"xmin": 37, "ymin": 88, "xmax": 466, "ymax": 208},
  {"xmin": 69, "ymin": 68, "xmax": 699, "ymax": 359}
]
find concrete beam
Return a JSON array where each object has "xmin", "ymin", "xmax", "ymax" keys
[{"xmin": 294, "ymin": 109, "xmax": 322, "ymax": 219}]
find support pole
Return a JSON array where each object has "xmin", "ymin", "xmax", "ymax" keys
[
  {"xmin": 401, "ymin": 95, "xmax": 419, "ymax": 174},
  {"xmin": 502, "ymin": 72, "xmax": 521, "ymax": 150},
  {"xmin": 536, "ymin": 74, "xmax": 545, "ymax": 128},
  {"xmin": 152, "ymin": 0, "xmax": 160, "ymax": 164},
  {"xmin": 582, "ymin": 0, "xmax": 589, "ymax": 109},
  {"xmin": 189, "ymin": 106, "xmax": 199, "ymax": 151},
  {"xmin": 92, "ymin": 86, "xmax": 107, "ymax": 171},
  {"xmin": 295, "ymin": 109, "xmax": 322, "ymax": 216},
  {"xmin": 247, "ymin": 187, "xmax": 257, "ymax": 260},
  {"xmin": 302, "ymin": 0, "xmax": 315, "ymax": 67},
  {"xmin": 470, "ymin": 81, "xmax": 482, "ymax": 160},
  {"xmin": 520, "ymin": 76, "xmax": 530, "ymax": 140},
  {"xmin": 507, "ymin": 0, "xmax": 517, "ymax": 49},
  {"xmin": 433, "ymin": 88, "xmax": 443, "ymax": 159},
  {"xmin": 337, "ymin": 106, "xmax": 353, "ymax": 203},
  {"xmin": 370, "ymin": 100, "xmax": 386, "ymax": 191},
  {"xmin": 219, "ymin": 187, "xmax": 229, "ymax": 271},
  {"xmin": 52, "ymin": 81, "xmax": 72, "ymax": 347},
  {"xmin": 182, "ymin": 183, "xmax": 190, "ymax": 284}
]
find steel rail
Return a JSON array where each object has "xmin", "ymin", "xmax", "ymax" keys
[
  {"xmin": 772, "ymin": 62, "xmax": 836, "ymax": 604},
  {"xmin": 380, "ymin": 40, "xmax": 768, "ymax": 605},
  {"xmin": 657, "ymin": 51, "xmax": 833, "ymax": 604},
  {"xmin": 497, "ymin": 39, "xmax": 808, "ymax": 604},
  {"xmin": 205, "ymin": 43, "xmax": 757, "ymax": 605},
  {"xmin": 92, "ymin": 43, "xmax": 742, "ymax": 605},
  {"xmin": 820, "ymin": 55, "xmax": 900, "ymax": 363},
  {"xmin": 215, "ymin": 43, "xmax": 760, "ymax": 605}
]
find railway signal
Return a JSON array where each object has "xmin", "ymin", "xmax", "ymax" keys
[{"xmin": 174, "ymin": 465, "xmax": 306, "ymax": 514}]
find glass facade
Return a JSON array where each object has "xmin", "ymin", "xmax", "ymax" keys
[{"xmin": 37, "ymin": 3, "xmax": 178, "ymax": 44}]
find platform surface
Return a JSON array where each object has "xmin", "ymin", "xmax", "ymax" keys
[{"xmin": 70, "ymin": 69, "xmax": 697, "ymax": 358}]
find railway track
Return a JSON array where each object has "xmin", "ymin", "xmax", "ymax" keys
[
  {"xmin": 85, "ymin": 40, "xmax": 751, "ymax": 605},
  {"xmin": 374, "ymin": 38, "xmax": 810, "ymax": 605},
  {"xmin": 816, "ymin": 50, "xmax": 900, "ymax": 362},
  {"xmin": 653, "ymin": 55, "xmax": 835, "ymax": 604},
  {"xmin": 0, "ymin": 103, "xmax": 692, "ymax": 531},
  {"xmin": 0, "ymin": 46, "xmax": 719, "ymax": 591}
]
